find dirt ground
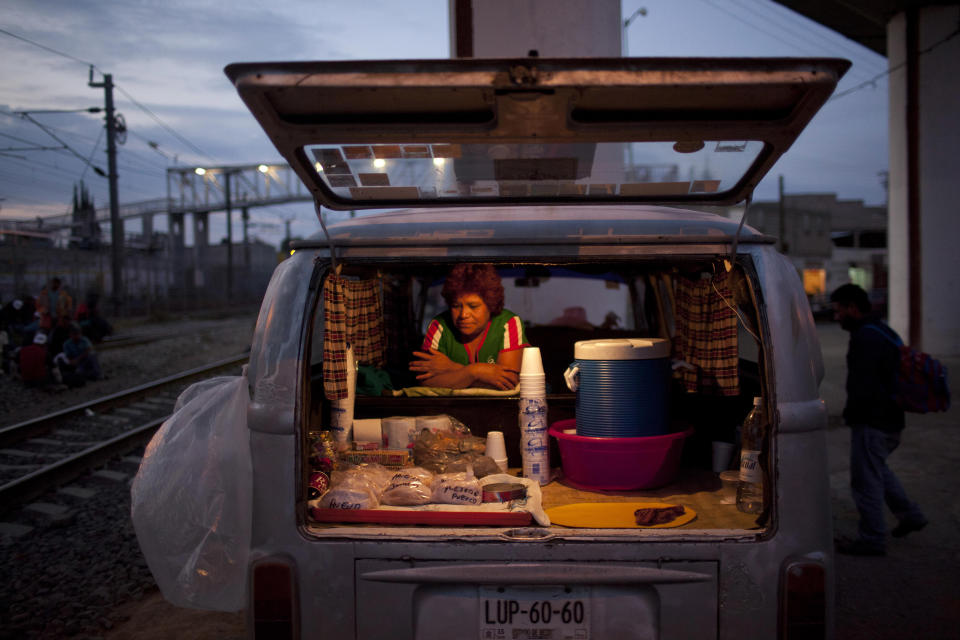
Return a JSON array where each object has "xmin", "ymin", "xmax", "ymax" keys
[
  {"xmin": 103, "ymin": 322, "xmax": 960, "ymax": 639},
  {"xmin": 819, "ymin": 322, "xmax": 960, "ymax": 639}
]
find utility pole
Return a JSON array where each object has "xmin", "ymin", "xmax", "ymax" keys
[
  {"xmin": 89, "ymin": 68, "xmax": 123, "ymax": 314},
  {"xmin": 224, "ymin": 171, "xmax": 233, "ymax": 303},
  {"xmin": 778, "ymin": 174, "xmax": 787, "ymax": 254},
  {"xmin": 242, "ymin": 206, "xmax": 250, "ymax": 269}
]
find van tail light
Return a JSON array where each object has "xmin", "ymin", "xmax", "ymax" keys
[
  {"xmin": 779, "ymin": 558, "xmax": 827, "ymax": 639},
  {"xmin": 252, "ymin": 557, "xmax": 299, "ymax": 640}
]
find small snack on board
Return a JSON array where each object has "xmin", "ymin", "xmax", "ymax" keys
[{"xmin": 634, "ymin": 504, "xmax": 686, "ymax": 526}]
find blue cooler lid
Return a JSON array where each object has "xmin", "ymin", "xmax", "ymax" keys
[{"xmin": 574, "ymin": 338, "xmax": 670, "ymax": 360}]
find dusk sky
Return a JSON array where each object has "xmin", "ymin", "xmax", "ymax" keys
[{"xmin": 1, "ymin": 0, "xmax": 890, "ymax": 247}]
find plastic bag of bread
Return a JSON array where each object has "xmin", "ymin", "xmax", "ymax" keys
[
  {"xmin": 380, "ymin": 467, "xmax": 435, "ymax": 506},
  {"xmin": 319, "ymin": 463, "xmax": 394, "ymax": 509},
  {"xmin": 317, "ymin": 474, "xmax": 379, "ymax": 510},
  {"xmin": 330, "ymin": 463, "xmax": 394, "ymax": 494},
  {"xmin": 413, "ymin": 427, "xmax": 486, "ymax": 473},
  {"xmin": 431, "ymin": 468, "xmax": 483, "ymax": 506}
]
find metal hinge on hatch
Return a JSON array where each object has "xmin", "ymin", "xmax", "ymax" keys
[
  {"xmin": 729, "ymin": 192, "xmax": 754, "ymax": 264},
  {"xmin": 509, "ymin": 64, "xmax": 539, "ymax": 86}
]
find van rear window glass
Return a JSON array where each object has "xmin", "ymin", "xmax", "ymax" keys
[{"xmin": 305, "ymin": 141, "xmax": 764, "ymax": 203}]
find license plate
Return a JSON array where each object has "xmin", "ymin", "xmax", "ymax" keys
[{"xmin": 479, "ymin": 586, "xmax": 590, "ymax": 640}]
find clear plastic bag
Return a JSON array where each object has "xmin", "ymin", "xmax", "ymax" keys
[
  {"xmin": 412, "ymin": 418, "xmax": 486, "ymax": 473},
  {"xmin": 432, "ymin": 469, "xmax": 483, "ymax": 505},
  {"xmin": 130, "ymin": 374, "xmax": 252, "ymax": 612},
  {"xmin": 320, "ymin": 463, "xmax": 395, "ymax": 509},
  {"xmin": 380, "ymin": 467, "xmax": 435, "ymax": 505},
  {"xmin": 317, "ymin": 475, "xmax": 380, "ymax": 509}
]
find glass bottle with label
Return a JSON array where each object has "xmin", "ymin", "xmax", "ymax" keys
[{"xmin": 737, "ymin": 396, "xmax": 766, "ymax": 513}]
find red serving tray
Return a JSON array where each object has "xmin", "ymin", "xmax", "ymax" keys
[{"xmin": 310, "ymin": 507, "xmax": 533, "ymax": 526}]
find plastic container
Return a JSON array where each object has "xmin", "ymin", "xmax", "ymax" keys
[
  {"xmin": 564, "ymin": 338, "xmax": 670, "ymax": 437},
  {"xmin": 549, "ymin": 419, "xmax": 691, "ymax": 490}
]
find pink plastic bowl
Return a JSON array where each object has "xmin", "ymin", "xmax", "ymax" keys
[{"xmin": 549, "ymin": 419, "xmax": 692, "ymax": 491}]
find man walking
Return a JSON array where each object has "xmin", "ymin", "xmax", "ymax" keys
[{"xmin": 830, "ymin": 283, "xmax": 927, "ymax": 556}]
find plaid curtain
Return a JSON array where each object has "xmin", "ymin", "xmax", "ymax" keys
[
  {"xmin": 323, "ymin": 275, "xmax": 386, "ymax": 400},
  {"xmin": 672, "ymin": 269, "xmax": 740, "ymax": 396}
]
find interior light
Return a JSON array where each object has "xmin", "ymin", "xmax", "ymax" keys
[
  {"xmin": 289, "ymin": 249, "xmax": 296, "ymax": 256},
  {"xmin": 433, "ymin": 157, "xmax": 445, "ymax": 167},
  {"xmin": 373, "ymin": 158, "xmax": 386, "ymax": 169},
  {"xmin": 314, "ymin": 162, "xmax": 323, "ymax": 173},
  {"xmin": 194, "ymin": 167, "xmax": 206, "ymax": 176},
  {"xmin": 258, "ymin": 164, "xmax": 269, "ymax": 173}
]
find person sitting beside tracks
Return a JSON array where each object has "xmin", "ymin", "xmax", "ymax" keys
[
  {"xmin": 75, "ymin": 291, "xmax": 113, "ymax": 343},
  {"xmin": 409, "ymin": 263, "xmax": 528, "ymax": 390},
  {"xmin": 56, "ymin": 322, "xmax": 102, "ymax": 387},
  {"xmin": 18, "ymin": 332, "xmax": 60, "ymax": 388}
]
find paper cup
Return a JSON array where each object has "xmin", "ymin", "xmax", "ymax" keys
[
  {"xmin": 485, "ymin": 430, "xmax": 507, "ymax": 460},
  {"xmin": 711, "ymin": 440, "xmax": 735, "ymax": 473},
  {"xmin": 520, "ymin": 373, "xmax": 546, "ymax": 398},
  {"xmin": 520, "ymin": 347, "xmax": 544, "ymax": 376}
]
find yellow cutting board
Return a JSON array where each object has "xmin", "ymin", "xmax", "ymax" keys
[{"xmin": 546, "ymin": 502, "xmax": 696, "ymax": 528}]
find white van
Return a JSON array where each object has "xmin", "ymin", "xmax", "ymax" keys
[{"xmin": 135, "ymin": 57, "xmax": 848, "ymax": 639}]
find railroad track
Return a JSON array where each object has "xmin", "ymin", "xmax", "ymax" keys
[
  {"xmin": 96, "ymin": 329, "xmax": 187, "ymax": 350},
  {"xmin": 0, "ymin": 354, "xmax": 248, "ymax": 512},
  {"xmin": 97, "ymin": 323, "xmax": 248, "ymax": 350}
]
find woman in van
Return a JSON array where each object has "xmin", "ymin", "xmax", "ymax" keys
[{"xmin": 409, "ymin": 263, "xmax": 527, "ymax": 390}]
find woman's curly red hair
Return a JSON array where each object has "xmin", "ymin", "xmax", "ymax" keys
[{"xmin": 441, "ymin": 263, "xmax": 504, "ymax": 315}]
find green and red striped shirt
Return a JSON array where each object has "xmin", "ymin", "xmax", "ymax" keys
[{"xmin": 421, "ymin": 310, "xmax": 527, "ymax": 365}]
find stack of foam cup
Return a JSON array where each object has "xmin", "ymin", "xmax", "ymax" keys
[
  {"xmin": 518, "ymin": 347, "xmax": 550, "ymax": 484},
  {"xmin": 330, "ymin": 345, "xmax": 356, "ymax": 450}
]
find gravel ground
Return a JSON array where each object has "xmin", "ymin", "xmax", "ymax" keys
[
  {"xmin": 0, "ymin": 312, "xmax": 256, "ymax": 429},
  {"xmin": 0, "ymin": 312, "xmax": 256, "ymax": 640}
]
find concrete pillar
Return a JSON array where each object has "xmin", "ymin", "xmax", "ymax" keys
[
  {"xmin": 193, "ymin": 211, "xmax": 209, "ymax": 249},
  {"xmin": 169, "ymin": 213, "xmax": 187, "ymax": 294},
  {"xmin": 450, "ymin": 0, "xmax": 625, "ymax": 184},
  {"xmin": 452, "ymin": 0, "xmax": 622, "ymax": 57},
  {"xmin": 887, "ymin": 5, "xmax": 960, "ymax": 355},
  {"xmin": 142, "ymin": 213, "xmax": 153, "ymax": 246},
  {"xmin": 193, "ymin": 212, "xmax": 209, "ymax": 289},
  {"xmin": 168, "ymin": 213, "xmax": 185, "ymax": 249}
]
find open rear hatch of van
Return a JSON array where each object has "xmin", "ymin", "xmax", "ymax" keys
[
  {"xmin": 226, "ymin": 56, "xmax": 848, "ymax": 213},
  {"xmin": 230, "ymin": 57, "xmax": 842, "ymax": 639}
]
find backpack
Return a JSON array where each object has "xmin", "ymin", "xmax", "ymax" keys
[{"xmin": 865, "ymin": 324, "xmax": 951, "ymax": 414}]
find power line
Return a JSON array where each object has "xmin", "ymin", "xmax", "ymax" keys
[
  {"xmin": 758, "ymin": 0, "xmax": 888, "ymax": 69},
  {"xmin": 16, "ymin": 112, "xmax": 106, "ymax": 177},
  {"xmin": 0, "ymin": 27, "xmax": 98, "ymax": 68},
  {"xmin": 112, "ymin": 85, "xmax": 212, "ymax": 161},
  {"xmin": 1, "ymin": 130, "xmax": 53, "ymax": 147},
  {"xmin": 79, "ymin": 126, "xmax": 105, "ymax": 181},
  {"xmin": 0, "ymin": 28, "xmax": 212, "ymax": 164},
  {"xmin": 1, "ymin": 108, "xmax": 104, "ymax": 146},
  {"xmin": 829, "ymin": 18, "xmax": 960, "ymax": 102},
  {"xmin": 697, "ymin": 0, "xmax": 879, "ymax": 86}
]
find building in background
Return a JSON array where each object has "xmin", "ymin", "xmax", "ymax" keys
[{"xmin": 746, "ymin": 194, "xmax": 888, "ymax": 318}]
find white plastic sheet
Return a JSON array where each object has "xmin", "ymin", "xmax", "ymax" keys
[{"xmin": 131, "ymin": 374, "xmax": 252, "ymax": 612}]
